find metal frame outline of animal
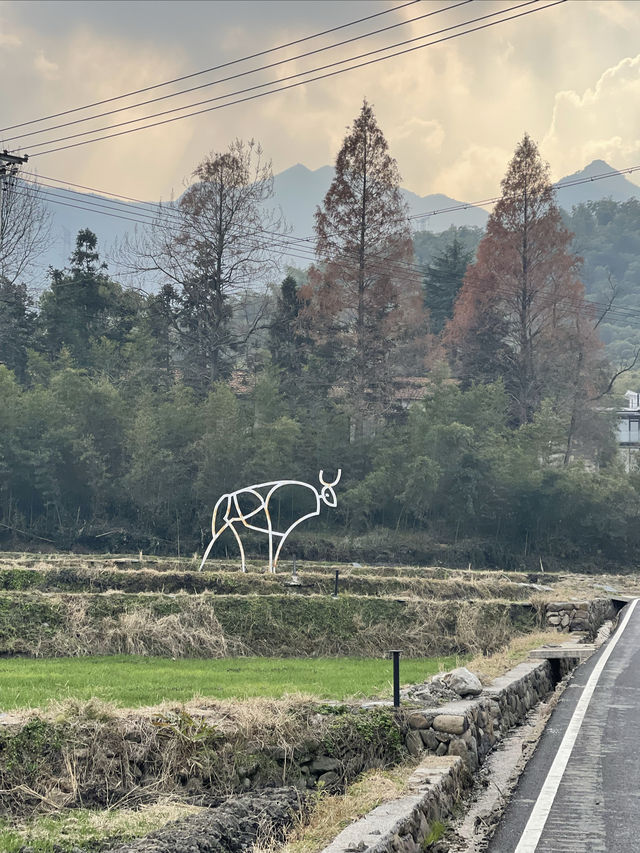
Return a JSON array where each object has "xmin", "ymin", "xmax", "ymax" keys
[{"xmin": 199, "ymin": 470, "xmax": 341, "ymax": 572}]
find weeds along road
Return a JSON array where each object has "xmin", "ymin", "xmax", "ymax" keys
[{"xmin": 489, "ymin": 599, "xmax": 640, "ymax": 853}]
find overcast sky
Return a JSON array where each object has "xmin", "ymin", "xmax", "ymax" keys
[{"xmin": 2, "ymin": 0, "xmax": 639, "ymax": 202}]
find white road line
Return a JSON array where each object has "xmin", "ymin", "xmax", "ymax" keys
[{"xmin": 514, "ymin": 598, "xmax": 639, "ymax": 853}]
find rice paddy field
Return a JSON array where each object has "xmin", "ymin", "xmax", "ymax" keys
[
  {"xmin": 0, "ymin": 653, "xmax": 461, "ymax": 711},
  {"xmin": 0, "ymin": 551, "xmax": 628, "ymax": 853}
]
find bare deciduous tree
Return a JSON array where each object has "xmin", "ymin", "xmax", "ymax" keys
[
  {"xmin": 0, "ymin": 166, "xmax": 51, "ymax": 285},
  {"xmin": 122, "ymin": 139, "xmax": 287, "ymax": 392}
]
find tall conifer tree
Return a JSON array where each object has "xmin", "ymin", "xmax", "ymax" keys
[
  {"xmin": 445, "ymin": 134, "xmax": 599, "ymax": 427},
  {"xmin": 302, "ymin": 101, "xmax": 422, "ymax": 437}
]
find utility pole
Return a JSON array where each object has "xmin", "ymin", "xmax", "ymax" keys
[{"xmin": 0, "ymin": 150, "xmax": 28, "ymax": 236}]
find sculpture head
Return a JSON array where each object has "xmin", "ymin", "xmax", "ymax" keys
[{"xmin": 319, "ymin": 469, "xmax": 341, "ymax": 508}]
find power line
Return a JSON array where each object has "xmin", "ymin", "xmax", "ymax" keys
[
  {"xmin": 0, "ymin": 0, "xmax": 422, "ymax": 134},
  {"xmin": 4, "ymin": 1, "xmax": 473, "ymax": 145},
  {"xmin": 11, "ymin": 183, "xmax": 640, "ymax": 343},
  {"xmin": 16, "ymin": 178, "xmax": 436, "ymax": 288},
  {"xmin": 410, "ymin": 165, "xmax": 640, "ymax": 221},
  {"xmin": 18, "ymin": 172, "xmax": 430, "ymax": 275},
  {"xmin": 23, "ymin": 0, "xmax": 566, "ymax": 158},
  {"xmin": 13, "ymin": 161, "xmax": 638, "ymax": 303},
  {"xmin": 24, "ymin": 159, "xmax": 640, "ymax": 232},
  {"xmin": 17, "ymin": 1, "xmax": 532, "ymax": 153},
  {"xmin": 14, "ymin": 181, "xmax": 640, "ymax": 333},
  {"xmin": 19, "ymin": 156, "xmax": 640, "ymax": 289}
]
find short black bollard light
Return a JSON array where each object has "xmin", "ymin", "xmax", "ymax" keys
[
  {"xmin": 333, "ymin": 569, "xmax": 340, "ymax": 597},
  {"xmin": 389, "ymin": 649, "xmax": 402, "ymax": 708}
]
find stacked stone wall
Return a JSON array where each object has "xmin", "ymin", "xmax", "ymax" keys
[
  {"xmin": 321, "ymin": 756, "xmax": 467, "ymax": 853},
  {"xmin": 323, "ymin": 653, "xmax": 577, "ymax": 853},
  {"xmin": 401, "ymin": 657, "xmax": 572, "ymax": 773},
  {"xmin": 544, "ymin": 598, "xmax": 617, "ymax": 637}
]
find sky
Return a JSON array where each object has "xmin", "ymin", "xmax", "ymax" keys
[{"xmin": 1, "ymin": 0, "xmax": 640, "ymax": 202}]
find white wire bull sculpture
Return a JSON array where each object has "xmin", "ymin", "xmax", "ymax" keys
[{"xmin": 199, "ymin": 470, "xmax": 341, "ymax": 572}]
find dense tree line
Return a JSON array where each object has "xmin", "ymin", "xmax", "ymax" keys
[{"xmin": 1, "ymin": 107, "xmax": 639, "ymax": 564}]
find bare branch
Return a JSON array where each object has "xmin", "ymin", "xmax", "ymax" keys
[
  {"xmin": 590, "ymin": 346, "xmax": 640, "ymax": 401},
  {"xmin": 0, "ymin": 165, "xmax": 52, "ymax": 285}
]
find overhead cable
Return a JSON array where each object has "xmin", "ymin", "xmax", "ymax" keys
[
  {"xmin": 0, "ymin": 0, "xmax": 422, "ymax": 133},
  {"xmin": 3, "ymin": 0, "xmax": 473, "ymax": 144},
  {"xmin": 22, "ymin": 0, "xmax": 566, "ymax": 158}
]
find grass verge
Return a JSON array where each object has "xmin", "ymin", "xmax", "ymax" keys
[
  {"xmin": 269, "ymin": 764, "xmax": 414, "ymax": 853},
  {"xmin": 0, "ymin": 800, "xmax": 203, "ymax": 852},
  {"xmin": 0, "ymin": 654, "xmax": 460, "ymax": 711},
  {"xmin": 466, "ymin": 629, "xmax": 568, "ymax": 682}
]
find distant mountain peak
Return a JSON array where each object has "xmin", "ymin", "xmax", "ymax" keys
[
  {"xmin": 584, "ymin": 158, "xmax": 613, "ymax": 172},
  {"xmin": 558, "ymin": 159, "xmax": 615, "ymax": 182},
  {"xmin": 34, "ymin": 158, "xmax": 640, "ymax": 276},
  {"xmin": 554, "ymin": 159, "xmax": 639, "ymax": 207},
  {"xmin": 280, "ymin": 163, "xmax": 313, "ymax": 175}
]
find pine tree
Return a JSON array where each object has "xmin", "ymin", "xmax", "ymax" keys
[{"xmin": 423, "ymin": 236, "xmax": 473, "ymax": 335}]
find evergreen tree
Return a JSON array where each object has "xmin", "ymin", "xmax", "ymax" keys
[
  {"xmin": 268, "ymin": 274, "xmax": 312, "ymax": 400},
  {"xmin": 0, "ymin": 278, "xmax": 35, "ymax": 382},
  {"xmin": 423, "ymin": 237, "xmax": 473, "ymax": 335},
  {"xmin": 39, "ymin": 229, "xmax": 140, "ymax": 371}
]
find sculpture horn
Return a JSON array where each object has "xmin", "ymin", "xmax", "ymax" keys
[{"xmin": 319, "ymin": 469, "xmax": 342, "ymax": 488}]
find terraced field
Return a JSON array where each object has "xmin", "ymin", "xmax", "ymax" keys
[
  {"xmin": 0, "ymin": 552, "xmax": 545, "ymax": 663},
  {"xmin": 0, "ymin": 552, "xmax": 626, "ymax": 853}
]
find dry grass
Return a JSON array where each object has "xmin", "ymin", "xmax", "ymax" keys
[
  {"xmin": 0, "ymin": 798, "xmax": 204, "ymax": 851},
  {"xmin": 45, "ymin": 597, "xmax": 247, "ymax": 658},
  {"xmin": 466, "ymin": 629, "xmax": 564, "ymax": 683},
  {"xmin": 256, "ymin": 765, "xmax": 415, "ymax": 853}
]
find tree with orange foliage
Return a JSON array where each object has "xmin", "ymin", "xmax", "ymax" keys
[
  {"xmin": 301, "ymin": 101, "xmax": 423, "ymax": 438},
  {"xmin": 445, "ymin": 134, "xmax": 600, "ymax": 428}
]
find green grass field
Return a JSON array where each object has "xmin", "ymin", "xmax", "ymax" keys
[
  {"xmin": 0, "ymin": 654, "xmax": 460, "ymax": 711},
  {"xmin": 0, "ymin": 655, "xmax": 460, "ymax": 711}
]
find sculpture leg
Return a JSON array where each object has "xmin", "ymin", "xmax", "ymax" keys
[
  {"xmin": 273, "ymin": 535, "xmax": 287, "ymax": 573},
  {"xmin": 198, "ymin": 535, "xmax": 217, "ymax": 572},
  {"xmin": 263, "ymin": 498, "xmax": 275, "ymax": 573},
  {"xmin": 199, "ymin": 520, "xmax": 239, "ymax": 572},
  {"xmin": 228, "ymin": 523, "xmax": 247, "ymax": 572}
]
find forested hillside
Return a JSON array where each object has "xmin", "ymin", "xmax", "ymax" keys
[
  {"xmin": 564, "ymin": 199, "xmax": 640, "ymax": 361},
  {"xmin": 2, "ymin": 108, "xmax": 640, "ymax": 567}
]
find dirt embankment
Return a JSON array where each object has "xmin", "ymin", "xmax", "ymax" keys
[
  {"xmin": 0, "ymin": 590, "xmax": 537, "ymax": 658},
  {"xmin": 107, "ymin": 788, "xmax": 305, "ymax": 853}
]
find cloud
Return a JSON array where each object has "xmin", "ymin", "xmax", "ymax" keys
[
  {"xmin": 436, "ymin": 143, "xmax": 515, "ymax": 200},
  {"xmin": 0, "ymin": 31, "xmax": 20, "ymax": 47},
  {"xmin": 594, "ymin": 0, "xmax": 637, "ymax": 28},
  {"xmin": 542, "ymin": 55, "xmax": 640, "ymax": 177},
  {"xmin": 5, "ymin": 0, "xmax": 640, "ymax": 209},
  {"xmin": 34, "ymin": 50, "xmax": 58, "ymax": 79}
]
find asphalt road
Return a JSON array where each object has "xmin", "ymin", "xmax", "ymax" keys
[{"xmin": 488, "ymin": 600, "xmax": 640, "ymax": 853}]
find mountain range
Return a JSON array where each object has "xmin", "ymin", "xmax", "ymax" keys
[{"xmin": 30, "ymin": 158, "xmax": 640, "ymax": 279}]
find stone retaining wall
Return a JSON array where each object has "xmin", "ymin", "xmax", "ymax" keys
[
  {"xmin": 401, "ymin": 656, "xmax": 573, "ymax": 773},
  {"xmin": 321, "ymin": 652, "xmax": 579, "ymax": 853},
  {"xmin": 322, "ymin": 756, "xmax": 466, "ymax": 853},
  {"xmin": 544, "ymin": 598, "xmax": 617, "ymax": 636}
]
